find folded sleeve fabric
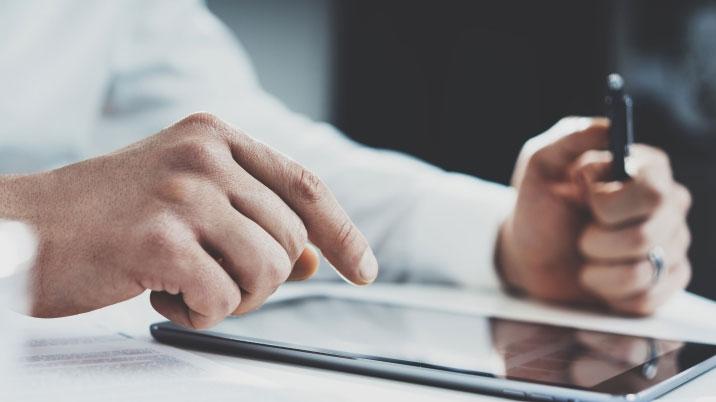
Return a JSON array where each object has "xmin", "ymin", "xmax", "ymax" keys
[{"xmin": 91, "ymin": 0, "xmax": 517, "ymax": 290}]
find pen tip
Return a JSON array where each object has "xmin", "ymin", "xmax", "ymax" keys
[{"xmin": 607, "ymin": 73, "xmax": 624, "ymax": 91}]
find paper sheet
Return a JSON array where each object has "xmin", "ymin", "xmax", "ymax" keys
[{"xmin": 0, "ymin": 314, "xmax": 324, "ymax": 402}]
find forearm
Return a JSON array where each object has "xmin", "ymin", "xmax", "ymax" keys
[
  {"xmin": 0, "ymin": 174, "xmax": 45, "ymax": 222},
  {"xmin": 494, "ymin": 215, "xmax": 525, "ymax": 293},
  {"xmin": 385, "ymin": 172, "xmax": 516, "ymax": 288}
]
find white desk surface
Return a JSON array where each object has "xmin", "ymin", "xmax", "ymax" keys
[{"xmin": 13, "ymin": 283, "xmax": 716, "ymax": 401}]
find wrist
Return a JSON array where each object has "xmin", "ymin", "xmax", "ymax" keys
[
  {"xmin": 0, "ymin": 173, "xmax": 48, "ymax": 222},
  {"xmin": 495, "ymin": 215, "xmax": 526, "ymax": 293}
]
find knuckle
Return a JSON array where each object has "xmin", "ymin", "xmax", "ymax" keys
[
  {"xmin": 172, "ymin": 139, "xmax": 224, "ymax": 174},
  {"xmin": 264, "ymin": 252, "xmax": 292, "ymax": 289},
  {"xmin": 294, "ymin": 166, "xmax": 326, "ymax": 203},
  {"xmin": 142, "ymin": 222, "xmax": 182, "ymax": 259},
  {"xmin": 202, "ymin": 280, "xmax": 238, "ymax": 319},
  {"xmin": 243, "ymin": 247, "xmax": 291, "ymax": 294},
  {"xmin": 155, "ymin": 175, "xmax": 200, "ymax": 205},
  {"xmin": 178, "ymin": 112, "xmax": 225, "ymax": 131}
]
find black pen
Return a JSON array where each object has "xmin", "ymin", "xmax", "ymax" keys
[{"xmin": 605, "ymin": 73, "xmax": 634, "ymax": 181}]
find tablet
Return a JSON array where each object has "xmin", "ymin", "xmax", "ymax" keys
[{"xmin": 151, "ymin": 295, "xmax": 716, "ymax": 401}]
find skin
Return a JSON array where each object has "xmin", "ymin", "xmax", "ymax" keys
[
  {"xmin": 0, "ymin": 114, "xmax": 691, "ymax": 328},
  {"xmin": 498, "ymin": 117, "xmax": 692, "ymax": 316},
  {"xmin": 0, "ymin": 112, "xmax": 379, "ymax": 329}
]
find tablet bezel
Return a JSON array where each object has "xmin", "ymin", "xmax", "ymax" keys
[{"xmin": 150, "ymin": 295, "xmax": 716, "ymax": 402}]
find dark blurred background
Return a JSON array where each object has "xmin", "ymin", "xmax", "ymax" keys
[{"xmin": 208, "ymin": 0, "xmax": 716, "ymax": 300}]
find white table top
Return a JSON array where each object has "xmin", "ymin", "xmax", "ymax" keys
[{"xmin": 10, "ymin": 282, "xmax": 716, "ymax": 401}]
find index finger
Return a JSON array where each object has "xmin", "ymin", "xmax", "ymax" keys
[{"xmin": 222, "ymin": 125, "xmax": 378, "ymax": 285}]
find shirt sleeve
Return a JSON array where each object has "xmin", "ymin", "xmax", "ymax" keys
[
  {"xmin": 92, "ymin": 0, "xmax": 517, "ymax": 290},
  {"xmin": 0, "ymin": 220, "xmax": 35, "ymax": 313}
]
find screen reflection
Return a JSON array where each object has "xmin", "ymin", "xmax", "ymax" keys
[
  {"xmin": 489, "ymin": 318, "xmax": 682, "ymax": 389},
  {"xmin": 208, "ymin": 297, "xmax": 686, "ymax": 391}
]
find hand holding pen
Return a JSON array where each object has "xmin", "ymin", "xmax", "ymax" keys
[{"xmin": 497, "ymin": 75, "xmax": 693, "ymax": 315}]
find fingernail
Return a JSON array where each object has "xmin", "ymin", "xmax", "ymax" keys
[{"xmin": 358, "ymin": 249, "xmax": 379, "ymax": 284}]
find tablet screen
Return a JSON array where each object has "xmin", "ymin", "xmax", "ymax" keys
[{"xmin": 205, "ymin": 296, "xmax": 709, "ymax": 392}]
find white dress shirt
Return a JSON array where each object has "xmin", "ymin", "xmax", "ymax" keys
[{"xmin": 0, "ymin": 0, "xmax": 515, "ymax": 289}]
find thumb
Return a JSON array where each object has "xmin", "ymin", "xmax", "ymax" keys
[{"xmin": 526, "ymin": 117, "xmax": 610, "ymax": 180}]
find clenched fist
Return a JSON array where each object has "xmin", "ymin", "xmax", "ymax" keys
[
  {"xmin": 1, "ymin": 113, "xmax": 378, "ymax": 328},
  {"xmin": 498, "ymin": 117, "xmax": 691, "ymax": 315}
]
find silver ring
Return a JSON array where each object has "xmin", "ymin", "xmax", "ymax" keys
[
  {"xmin": 647, "ymin": 246, "xmax": 666, "ymax": 286},
  {"xmin": 641, "ymin": 338, "xmax": 659, "ymax": 380}
]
